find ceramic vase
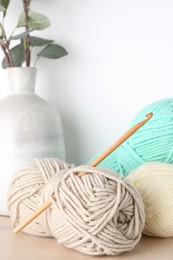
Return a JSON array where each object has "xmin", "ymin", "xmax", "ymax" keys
[{"xmin": 0, "ymin": 67, "xmax": 66, "ymax": 215}]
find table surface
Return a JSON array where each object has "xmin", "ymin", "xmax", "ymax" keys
[{"xmin": 1, "ymin": 216, "xmax": 173, "ymax": 260}]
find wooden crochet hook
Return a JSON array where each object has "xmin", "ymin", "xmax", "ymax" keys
[{"xmin": 13, "ymin": 112, "xmax": 153, "ymax": 234}]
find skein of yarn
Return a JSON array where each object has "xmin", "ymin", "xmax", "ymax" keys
[
  {"xmin": 90, "ymin": 98, "xmax": 173, "ymax": 176},
  {"xmin": 8, "ymin": 158, "xmax": 73, "ymax": 237},
  {"xmin": 128, "ymin": 162, "xmax": 173, "ymax": 238},
  {"xmin": 42, "ymin": 165, "xmax": 145, "ymax": 255}
]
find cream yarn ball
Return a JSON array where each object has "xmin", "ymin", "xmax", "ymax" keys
[
  {"xmin": 46, "ymin": 165, "xmax": 145, "ymax": 255},
  {"xmin": 8, "ymin": 158, "xmax": 73, "ymax": 237},
  {"xmin": 128, "ymin": 162, "xmax": 173, "ymax": 237}
]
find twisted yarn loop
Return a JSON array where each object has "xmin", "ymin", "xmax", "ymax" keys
[
  {"xmin": 128, "ymin": 162, "xmax": 173, "ymax": 237},
  {"xmin": 47, "ymin": 165, "xmax": 145, "ymax": 255},
  {"xmin": 8, "ymin": 158, "xmax": 73, "ymax": 236},
  {"xmin": 90, "ymin": 98, "xmax": 173, "ymax": 176}
]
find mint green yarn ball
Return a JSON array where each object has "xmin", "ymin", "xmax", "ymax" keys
[{"xmin": 90, "ymin": 98, "xmax": 173, "ymax": 176}]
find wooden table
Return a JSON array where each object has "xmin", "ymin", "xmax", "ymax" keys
[{"xmin": 1, "ymin": 216, "xmax": 173, "ymax": 260}]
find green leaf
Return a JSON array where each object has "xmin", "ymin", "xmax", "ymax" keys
[
  {"xmin": 37, "ymin": 44, "xmax": 68, "ymax": 59},
  {"xmin": 30, "ymin": 36, "xmax": 53, "ymax": 46},
  {"xmin": 2, "ymin": 43, "xmax": 25, "ymax": 68},
  {"xmin": 0, "ymin": 4, "xmax": 5, "ymax": 11},
  {"xmin": 0, "ymin": 0, "xmax": 10, "ymax": 16},
  {"xmin": 10, "ymin": 29, "xmax": 34, "ymax": 40},
  {"xmin": 17, "ymin": 10, "xmax": 51, "ymax": 30},
  {"xmin": 0, "ymin": 38, "xmax": 3, "ymax": 44},
  {"xmin": 1, "ymin": 0, "xmax": 10, "ymax": 9}
]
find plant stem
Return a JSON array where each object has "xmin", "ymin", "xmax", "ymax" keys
[
  {"xmin": 6, "ymin": 42, "xmax": 13, "ymax": 66},
  {"xmin": 0, "ymin": 43, "xmax": 11, "ymax": 67},
  {"xmin": 0, "ymin": 22, "xmax": 13, "ymax": 67},
  {"xmin": 22, "ymin": 0, "xmax": 31, "ymax": 67}
]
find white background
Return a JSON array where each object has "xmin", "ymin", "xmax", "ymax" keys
[{"xmin": 0, "ymin": 0, "xmax": 172, "ymax": 165}]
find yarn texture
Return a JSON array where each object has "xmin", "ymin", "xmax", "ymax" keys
[
  {"xmin": 8, "ymin": 158, "xmax": 73, "ymax": 237},
  {"xmin": 90, "ymin": 98, "xmax": 173, "ymax": 176},
  {"xmin": 47, "ymin": 166, "xmax": 145, "ymax": 255},
  {"xmin": 128, "ymin": 162, "xmax": 173, "ymax": 237}
]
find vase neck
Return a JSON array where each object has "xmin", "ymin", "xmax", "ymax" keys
[{"xmin": 6, "ymin": 67, "xmax": 37, "ymax": 94}]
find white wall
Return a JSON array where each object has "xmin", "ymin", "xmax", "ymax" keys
[{"xmin": 0, "ymin": 0, "xmax": 173, "ymax": 165}]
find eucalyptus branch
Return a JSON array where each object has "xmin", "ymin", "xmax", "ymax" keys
[
  {"xmin": 0, "ymin": 1, "xmax": 68, "ymax": 69},
  {"xmin": 22, "ymin": 0, "xmax": 30, "ymax": 67}
]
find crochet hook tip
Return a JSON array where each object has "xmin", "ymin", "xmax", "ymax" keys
[{"xmin": 146, "ymin": 112, "xmax": 153, "ymax": 118}]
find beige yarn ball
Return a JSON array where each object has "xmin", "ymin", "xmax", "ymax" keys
[
  {"xmin": 45, "ymin": 165, "xmax": 145, "ymax": 255},
  {"xmin": 8, "ymin": 158, "xmax": 73, "ymax": 237},
  {"xmin": 128, "ymin": 162, "xmax": 173, "ymax": 237}
]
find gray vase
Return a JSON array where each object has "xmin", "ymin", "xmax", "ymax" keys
[{"xmin": 0, "ymin": 67, "xmax": 66, "ymax": 215}]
